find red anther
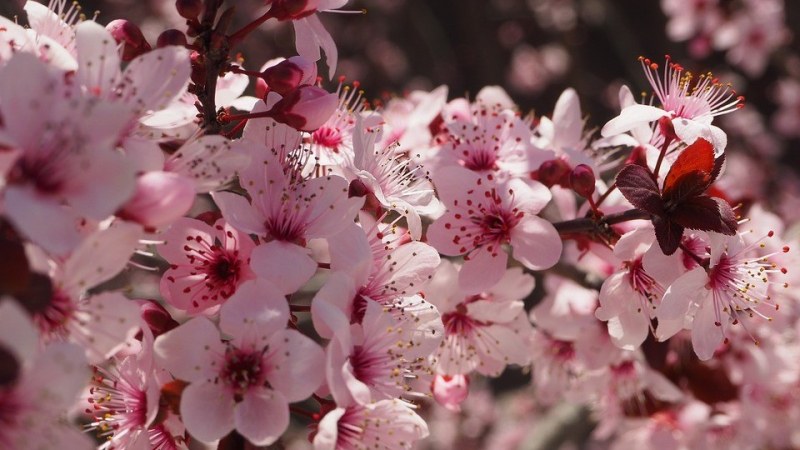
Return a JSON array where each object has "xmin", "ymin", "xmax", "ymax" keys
[
  {"xmin": 783, "ymin": 246, "xmax": 790, "ymax": 253},
  {"xmin": 768, "ymin": 230, "xmax": 775, "ymax": 237}
]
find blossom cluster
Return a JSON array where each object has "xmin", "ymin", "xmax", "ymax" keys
[{"xmin": 0, "ymin": 1, "xmax": 798, "ymax": 450}]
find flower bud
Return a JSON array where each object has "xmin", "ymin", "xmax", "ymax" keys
[
  {"xmin": 268, "ymin": 0, "xmax": 320, "ymax": 21},
  {"xmin": 570, "ymin": 164, "xmax": 596, "ymax": 198},
  {"xmin": 268, "ymin": 85, "xmax": 337, "ymax": 131},
  {"xmin": 432, "ymin": 374, "xmax": 469, "ymax": 412},
  {"xmin": 106, "ymin": 19, "xmax": 151, "ymax": 61},
  {"xmin": 176, "ymin": 0, "xmax": 203, "ymax": 20},
  {"xmin": 625, "ymin": 145, "xmax": 648, "ymax": 167},
  {"xmin": 261, "ymin": 56, "xmax": 317, "ymax": 96},
  {"xmin": 118, "ymin": 172, "xmax": 195, "ymax": 229},
  {"xmin": 535, "ymin": 158, "xmax": 571, "ymax": 187},
  {"xmin": 157, "ymin": 29, "xmax": 188, "ymax": 48},
  {"xmin": 136, "ymin": 300, "xmax": 179, "ymax": 339}
]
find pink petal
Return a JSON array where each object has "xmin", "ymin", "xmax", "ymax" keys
[
  {"xmin": 265, "ymin": 329, "xmax": 325, "ymax": 402},
  {"xmin": 426, "ymin": 211, "xmax": 469, "ymax": 256},
  {"xmin": 250, "ymin": 240, "xmax": 317, "ymax": 294},
  {"xmin": 601, "ymin": 104, "xmax": 668, "ymax": 137},
  {"xmin": 314, "ymin": 408, "xmax": 347, "ymax": 449},
  {"xmin": 607, "ymin": 310, "xmax": 649, "ymax": 351},
  {"xmin": 509, "ymin": 215, "xmax": 562, "ymax": 271},
  {"xmin": 219, "ymin": 278, "xmax": 289, "ymax": 344},
  {"xmin": 328, "ymin": 224, "xmax": 372, "ymax": 283},
  {"xmin": 119, "ymin": 46, "xmax": 191, "ymax": 114},
  {"xmin": 62, "ymin": 222, "xmax": 143, "ymax": 293},
  {"xmin": 158, "ymin": 217, "xmax": 214, "ymax": 263},
  {"xmin": 596, "ymin": 272, "xmax": 629, "ymax": 321},
  {"xmin": 4, "ymin": 185, "xmax": 84, "ymax": 255},
  {"xmin": 234, "ymin": 388, "xmax": 289, "ymax": 446},
  {"xmin": 458, "ymin": 247, "xmax": 508, "ymax": 295},
  {"xmin": 119, "ymin": 171, "xmax": 195, "ymax": 228},
  {"xmin": 311, "ymin": 276, "xmax": 357, "ymax": 339},
  {"xmin": 0, "ymin": 53, "xmax": 53, "ymax": 150},
  {"xmin": 75, "ymin": 21, "xmax": 121, "ymax": 96},
  {"xmin": 691, "ymin": 298, "xmax": 724, "ymax": 361},
  {"xmin": 432, "ymin": 165, "xmax": 481, "ymax": 207},
  {"xmin": 294, "ymin": 15, "xmax": 338, "ymax": 79},
  {"xmin": 154, "ymin": 317, "xmax": 225, "ymax": 382},
  {"xmin": 657, "ymin": 268, "xmax": 707, "ymax": 322},
  {"xmin": 180, "ymin": 380, "xmax": 235, "ymax": 443},
  {"xmin": 552, "ymin": 88, "xmax": 583, "ymax": 150},
  {"xmin": 78, "ymin": 292, "xmax": 142, "ymax": 364},
  {"xmin": 67, "ymin": 146, "xmax": 136, "ymax": 220},
  {"xmin": 20, "ymin": 342, "xmax": 89, "ymax": 411},
  {"xmin": 211, "ymin": 191, "xmax": 267, "ymax": 236}
]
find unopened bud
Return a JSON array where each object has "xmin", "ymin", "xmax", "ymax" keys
[
  {"xmin": 261, "ymin": 56, "xmax": 317, "ymax": 96},
  {"xmin": 136, "ymin": 300, "xmax": 179, "ymax": 339},
  {"xmin": 106, "ymin": 19, "xmax": 151, "ymax": 61},
  {"xmin": 658, "ymin": 116, "xmax": 677, "ymax": 142},
  {"xmin": 570, "ymin": 164, "xmax": 596, "ymax": 198},
  {"xmin": 268, "ymin": 85, "xmax": 337, "ymax": 131},
  {"xmin": 536, "ymin": 158, "xmax": 571, "ymax": 187},
  {"xmin": 157, "ymin": 29, "xmax": 188, "ymax": 48},
  {"xmin": 432, "ymin": 374, "xmax": 469, "ymax": 412},
  {"xmin": 118, "ymin": 172, "xmax": 195, "ymax": 229},
  {"xmin": 176, "ymin": 0, "xmax": 203, "ymax": 20},
  {"xmin": 625, "ymin": 145, "xmax": 649, "ymax": 167}
]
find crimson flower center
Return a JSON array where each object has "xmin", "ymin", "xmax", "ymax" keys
[
  {"xmin": 312, "ymin": 126, "xmax": 343, "ymax": 151},
  {"xmin": 221, "ymin": 348, "xmax": 265, "ymax": 400}
]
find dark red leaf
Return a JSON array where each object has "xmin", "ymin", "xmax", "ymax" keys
[
  {"xmin": 662, "ymin": 171, "xmax": 710, "ymax": 205},
  {"xmin": 653, "ymin": 216, "xmax": 684, "ymax": 255},
  {"xmin": 616, "ymin": 164, "xmax": 663, "ymax": 216},
  {"xmin": 709, "ymin": 153, "xmax": 725, "ymax": 185},
  {"xmin": 671, "ymin": 195, "xmax": 737, "ymax": 235},
  {"xmin": 663, "ymin": 138, "xmax": 715, "ymax": 197}
]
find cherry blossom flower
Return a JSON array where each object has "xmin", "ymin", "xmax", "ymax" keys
[
  {"xmin": 0, "ymin": 53, "xmax": 137, "ymax": 254},
  {"xmin": 656, "ymin": 232, "xmax": 789, "ymax": 360},
  {"xmin": 0, "ymin": 300, "xmax": 93, "ymax": 450},
  {"xmin": 346, "ymin": 120, "xmax": 439, "ymax": 239},
  {"xmin": 312, "ymin": 217, "xmax": 440, "ymax": 337},
  {"xmin": 154, "ymin": 278, "xmax": 324, "ymax": 446},
  {"xmin": 379, "ymin": 85, "xmax": 448, "ymax": 151},
  {"xmin": 425, "ymin": 260, "xmax": 535, "ymax": 376},
  {"xmin": 309, "ymin": 81, "xmax": 370, "ymax": 166},
  {"xmin": 427, "ymin": 165, "xmax": 561, "ymax": 294},
  {"xmin": 313, "ymin": 399, "xmax": 429, "ymax": 450},
  {"xmin": 213, "ymin": 150, "xmax": 363, "ymax": 294},
  {"xmin": 321, "ymin": 298, "xmax": 442, "ymax": 406},
  {"xmin": 158, "ymin": 217, "xmax": 256, "ymax": 315},
  {"xmin": 602, "ymin": 56, "xmax": 743, "ymax": 153},
  {"xmin": 596, "ymin": 226, "xmax": 683, "ymax": 350}
]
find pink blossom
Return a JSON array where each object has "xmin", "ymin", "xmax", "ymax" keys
[
  {"xmin": 118, "ymin": 171, "xmax": 195, "ymax": 229},
  {"xmin": 154, "ymin": 278, "xmax": 324, "ymax": 445},
  {"xmin": 213, "ymin": 150, "xmax": 363, "ymax": 294},
  {"xmin": 427, "ymin": 166, "xmax": 561, "ymax": 294},
  {"xmin": 313, "ymin": 399, "xmax": 429, "ymax": 450},
  {"xmin": 602, "ymin": 56, "xmax": 743, "ymax": 153},
  {"xmin": 431, "ymin": 374, "xmax": 469, "ymax": 412},
  {"xmin": 656, "ymin": 232, "xmax": 788, "ymax": 360},
  {"xmin": 158, "ymin": 217, "xmax": 256, "ymax": 315},
  {"xmin": 425, "ymin": 260, "xmax": 535, "ymax": 376}
]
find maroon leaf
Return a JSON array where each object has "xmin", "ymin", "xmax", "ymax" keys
[
  {"xmin": 670, "ymin": 195, "xmax": 737, "ymax": 235},
  {"xmin": 663, "ymin": 138, "xmax": 715, "ymax": 197},
  {"xmin": 616, "ymin": 164, "xmax": 663, "ymax": 216},
  {"xmin": 709, "ymin": 153, "xmax": 725, "ymax": 185},
  {"xmin": 653, "ymin": 216, "xmax": 684, "ymax": 255}
]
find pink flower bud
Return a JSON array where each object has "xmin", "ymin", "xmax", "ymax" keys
[
  {"xmin": 106, "ymin": 19, "xmax": 151, "ymax": 62},
  {"xmin": 135, "ymin": 299, "xmax": 179, "ymax": 339},
  {"xmin": 267, "ymin": 0, "xmax": 320, "ymax": 21},
  {"xmin": 118, "ymin": 172, "xmax": 195, "ymax": 229},
  {"xmin": 535, "ymin": 158, "xmax": 571, "ymax": 187},
  {"xmin": 176, "ymin": 0, "xmax": 203, "ymax": 20},
  {"xmin": 570, "ymin": 164, "xmax": 596, "ymax": 198},
  {"xmin": 658, "ymin": 115, "xmax": 677, "ymax": 142},
  {"xmin": 261, "ymin": 56, "xmax": 317, "ymax": 96},
  {"xmin": 268, "ymin": 85, "xmax": 338, "ymax": 131},
  {"xmin": 432, "ymin": 374, "xmax": 469, "ymax": 412},
  {"xmin": 625, "ymin": 145, "xmax": 649, "ymax": 168},
  {"xmin": 157, "ymin": 29, "xmax": 188, "ymax": 48}
]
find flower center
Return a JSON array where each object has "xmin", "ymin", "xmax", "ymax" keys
[
  {"xmin": 312, "ymin": 126, "xmax": 343, "ymax": 151},
  {"xmin": 442, "ymin": 308, "xmax": 477, "ymax": 336},
  {"xmin": 221, "ymin": 348, "xmax": 265, "ymax": 401}
]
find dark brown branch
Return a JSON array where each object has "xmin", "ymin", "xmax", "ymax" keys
[{"xmin": 552, "ymin": 208, "xmax": 651, "ymax": 235}]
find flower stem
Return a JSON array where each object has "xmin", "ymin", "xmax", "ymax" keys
[{"xmin": 552, "ymin": 208, "xmax": 651, "ymax": 235}]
